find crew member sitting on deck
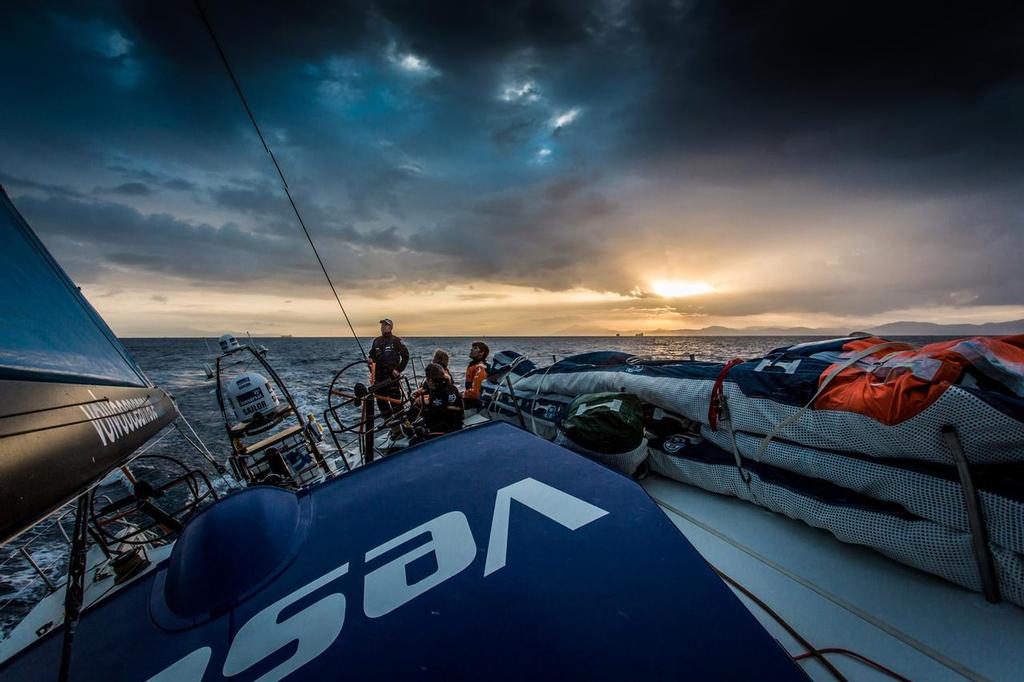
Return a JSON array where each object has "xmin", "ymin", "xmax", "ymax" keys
[
  {"xmin": 411, "ymin": 362, "xmax": 463, "ymax": 443},
  {"xmin": 368, "ymin": 318, "xmax": 409, "ymax": 429},
  {"xmin": 432, "ymin": 348, "xmax": 453, "ymax": 382},
  {"xmin": 412, "ymin": 348, "xmax": 453, "ymax": 401},
  {"xmin": 463, "ymin": 341, "xmax": 489, "ymax": 410}
]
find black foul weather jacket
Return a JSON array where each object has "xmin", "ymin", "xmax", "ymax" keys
[
  {"xmin": 423, "ymin": 382, "xmax": 464, "ymax": 434},
  {"xmin": 369, "ymin": 334, "xmax": 410, "ymax": 381}
]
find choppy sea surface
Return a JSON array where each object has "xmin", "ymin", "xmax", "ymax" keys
[{"xmin": 0, "ymin": 335, "xmax": 942, "ymax": 636}]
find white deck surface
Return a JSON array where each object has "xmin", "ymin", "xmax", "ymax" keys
[
  {"xmin": 643, "ymin": 474, "xmax": 1024, "ymax": 682},
  {"xmin": 0, "ymin": 542, "xmax": 174, "ymax": 665}
]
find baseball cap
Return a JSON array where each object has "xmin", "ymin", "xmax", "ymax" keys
[{"xmin": 379, "ymin": 318, "xmax": 393, "ymax": 325}]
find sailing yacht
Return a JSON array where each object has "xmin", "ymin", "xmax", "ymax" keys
[
  {"xmin": 2, "ymin": 5, "xmax": 1022, "ymax": 679},
  {"xmin": 326, "ymin": 339, "xmax": 1024, "ymax": 681},
  {"xmin": 0, "ymin": 185, "xmax": 806, "ymax": 680}
]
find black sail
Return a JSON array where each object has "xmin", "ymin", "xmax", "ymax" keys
[{"xmin": 0, "ymin": 187, "xmax": 175, "ymax": 544}]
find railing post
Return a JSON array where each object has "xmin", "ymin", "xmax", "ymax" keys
[{"xmin": 18, "ymin": 547, "xmax": 57, "ymax": 593}]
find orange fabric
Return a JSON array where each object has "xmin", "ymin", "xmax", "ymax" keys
[
  {"xmin": 918, "ymin": 334, "xmax": 1024, "ymax": 364},
  {"xmin": 814, "ymin": 335, "xmax": 1024, "ymax": 425},
  {"xmin": 834, "ymin": 336, "xmax": 914, "ymax": 357},
  {"xmin": 463, "ymin": 362, "xmax": 488, "ymax": 400}
]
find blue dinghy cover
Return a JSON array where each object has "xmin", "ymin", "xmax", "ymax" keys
[{"xmin": 1, "ymin": 423, "xmax": 804, "ymax": 681}]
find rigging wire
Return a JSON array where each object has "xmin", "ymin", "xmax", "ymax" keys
[
  {"xmin": 193, "ymin": 0, "xmax": 367, "ymax": 359},
  {"xmin": 134, "ymin": 425, "xmax": 175, "ymax": 456},
  {"xmin": 172, "ymin": 420, "xmax": 235, "ymax": 488}
]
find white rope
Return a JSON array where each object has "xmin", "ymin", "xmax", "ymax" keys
[
  {"xmin": 176, "ymin": 412, "xmax": 215, "ymax": 458},
  {"xmin": 135, "ymin": 425, "xmax": 175, "ymax": 456}
]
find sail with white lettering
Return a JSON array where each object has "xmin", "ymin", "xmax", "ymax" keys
[{"xmin": 0, "ymin": 186, "xmax": 176, "ymax": 544}]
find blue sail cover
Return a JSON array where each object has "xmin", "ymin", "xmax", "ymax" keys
[
  {"xmin": 0, "ymin": 187, "xmax": 148, "ymax": 387},
  {"xmin": 1, "ymin": 423, "xmax": 805, "ymax": 680}
]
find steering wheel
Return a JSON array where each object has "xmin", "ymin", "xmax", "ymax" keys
[
  {"xmin": 325, "ymin": 359, "xmax": 417, "ymax": 461},
  {"xmin": 89, "ymin": 454, "xmax": 217, "ymax": 546}
]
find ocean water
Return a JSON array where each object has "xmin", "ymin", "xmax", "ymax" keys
[{"xmin": 0, "ymin": 334, "xmax": 941, "ymax": 636}]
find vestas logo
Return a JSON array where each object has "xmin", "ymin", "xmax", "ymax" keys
[
  {"xmin": 79, "ymin": 390, "xmax": 160, "ymax": 447},
  {"xmin": 147, "ymin": 478, "xmax": 609, "ymax": 682}
]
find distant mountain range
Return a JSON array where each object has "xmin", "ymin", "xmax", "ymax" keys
[
  {"xmin": 643, "ymin": 325, "xmax": 849, "ymax": 337},
  {"xmin": 555, "ymin": 319, "xmax": 1024, "ymax": 337},
  {"xmin": 867, "ymin": 320, "xmax": 1024, "ymax": 336}
]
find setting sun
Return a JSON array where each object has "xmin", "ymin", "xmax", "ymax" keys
[{"xmin": 649, "ymin": 280, "xmax": 715, "ymax": 298}]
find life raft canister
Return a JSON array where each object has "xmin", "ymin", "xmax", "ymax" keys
[{"xmin": 225, "ymin": 372, "xmax": 280, "ymax": 423}]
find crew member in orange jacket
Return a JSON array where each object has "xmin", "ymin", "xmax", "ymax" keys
[{"xmin": 462, "ymin": 341, "xmax": 489, "ymax": 409}]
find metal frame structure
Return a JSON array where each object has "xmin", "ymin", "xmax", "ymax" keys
[
  {"xmin": 323, "ymin": 360, "xmax": 415, "ymax": 466},
  {"xmin": 215, "ymin": 344, "xmax": 329, "ymax": 485},
  {"xmin": 88, "ymin": 455, "xmax": 217, "ymax": 548}
]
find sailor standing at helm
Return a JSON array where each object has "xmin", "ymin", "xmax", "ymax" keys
[{"xmin": 368, "ymin": 318, "xmax": 409, "ymax": 426}]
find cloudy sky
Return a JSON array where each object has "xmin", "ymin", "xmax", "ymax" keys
[{"xmin": 2, "ymin": 1, "xmax": 1023, "ymax": 336}]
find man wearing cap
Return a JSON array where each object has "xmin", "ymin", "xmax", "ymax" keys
[{"xmin": 368, "ymin": 318, "xmax": 409, "ymax": 428}]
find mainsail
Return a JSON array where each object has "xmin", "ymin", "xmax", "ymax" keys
[{"xmin": 0, "ymin": 187, "xmax": 175, "ymax": 544}]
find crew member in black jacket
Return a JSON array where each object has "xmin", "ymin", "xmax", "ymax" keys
[
  {"xmin": 411, "ymin": 362, "xmax": 464, "ymax": 443},
  {"xmin": 368, "ymin": 318, "xmax": 409, "ymax": 429}
]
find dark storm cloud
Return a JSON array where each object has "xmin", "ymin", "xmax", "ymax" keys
[
  {"xmin": 625, "ymin": 1, "xmax": 1024, "ymax": 185},
  {"xmin": 162, "ymin": 178, "xmax": 196, "ymax": 191},
  {"xmin": 1, "ymin": 1, "xmax": 1022, "ymax": 322},
  {"xmin": 120, "ymin": 1, "xmax": 599, "ymax": 69},
  {"xmin": 0, "ymin": 172, "xmax": 85, "ymax": 199},
  {"xmin": 205, "ymin": 178, "xmax": 408, "ymax": 249},
  {"xmin": 134, "ymin": 0, "xmax": 1024, "ymax": 190},
  {"xmin": 95, "ymin": 181, "xmax": 154, "ymax": 196},
  {"xmin": 10, "ymin": 191, "xmax": 436, "ymax": 295},
  {"xmin": 408, "ymin": 173, "xmax": 627, "ymax": 290},
  {"xmin": 13, "ymin": 193, "xmax": 305, "ymax": 283},
  {"xmin": 106, "ymin": 165, "xmax": 198, "ymax": 192}
]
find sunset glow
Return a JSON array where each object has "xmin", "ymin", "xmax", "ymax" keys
[
  {"xmin": 649, "ymin": 280, "xmax": 715, "ymax": 299},
  {"xmin": 1, "ymin": 4, "xmax": 1021, "ymax": 336}
]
